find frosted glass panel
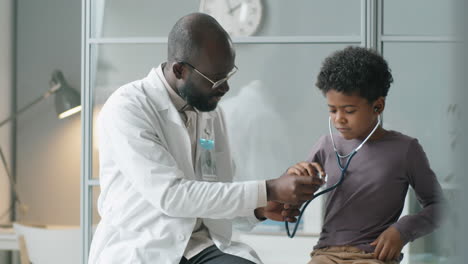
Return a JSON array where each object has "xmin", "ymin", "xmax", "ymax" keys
[
  {"xmin": 91, "ymin": 0, "xmax": 361, "ymax": 38},
  {"xmin": 383, "ymin": 42, "xmax": 456, "ymax": 184},
  {"xmin": 384, "ymin": 42, "xmax": 457, "ymax": 263},
  {"xmin": 91, "ymin": 0, "xmax": 199, "ymax": 38},
  {"xmin": 90, "ymin": 44, "xmax": 166, "ymax": 178},
  {"xmin": 91, "ymin": 44, "xmax": 166, "ymax": 106},
  {"xmin": 383, "ymin": 0, "xmax": 456, "ymax": 36},
  {"xmin": 234, "ymin": 0, "xmax": 361, "ymax": 36},
  {"xmin": 222, "ymin": 44, "xmax": 351, "ymax": 181}
]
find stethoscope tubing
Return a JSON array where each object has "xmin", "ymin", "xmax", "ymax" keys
[
  {"xmin": 285, "ymin": 115, "xmax": 381, "ymax": 238},
  {"xmin": 285, "ymin": 151, "xmax": 357, "ymax": 238}
]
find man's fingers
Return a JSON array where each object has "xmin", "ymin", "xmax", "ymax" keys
[
  {"xmin": 295, "ymin": 175, "xmax": 324, "ymax": 185},
  {"xmin": 282, "ymin": 208, "xmax": 300, "ymax": 217},
  {"xmin": 287, "ymin": 204, "xmax": 301, "ymax": 209},
  {"xmin": 297, "ymin": 193, "xmax": 315, "ymax": 202}
]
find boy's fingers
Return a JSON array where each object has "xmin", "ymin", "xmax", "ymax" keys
[
  {"xmin": 310, "ymin": 162, "xmax": 326, "ymax": 176},
  {"xmin": 387, "ymin": 249, "xmax": 396, "ymax": 261},
  {"xmin": 289, "ymin": 164, "xmax": 306, "ymax": 175},
  {"xmin": 296, "ymin": 162, "xmax": 314, "ymax": 176},
  {"xmin": 378, "ymin": 244, "xmax": 390, "ymax": 261},
  {"xmin": 373, "ymin": 239, "xmax": 383, "ymax": 259},
  {"xmin": 287, "ymin": 167, "xmax": 303, "ymax": 176}
]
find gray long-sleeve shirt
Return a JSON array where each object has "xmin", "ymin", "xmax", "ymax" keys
[{"xmin": 307, "ymin": 130, "xmax": 444, "ymax": 252}]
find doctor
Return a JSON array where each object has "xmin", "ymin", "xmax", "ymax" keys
[{"xmin": 89, "ymin": 13, "xmax": 323, "ymax": 264}]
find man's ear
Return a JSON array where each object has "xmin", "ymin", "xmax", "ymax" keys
[{"xmin": 172, "ymin": 62, "xmax": 184, "ymax": 79}]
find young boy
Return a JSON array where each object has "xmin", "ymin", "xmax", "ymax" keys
[{"xmin": 287, "ymin": 46, "xmax": 444, "ymax": 264}]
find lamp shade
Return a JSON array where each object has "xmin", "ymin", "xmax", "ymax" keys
[{"xmin": 50, "ymin": 70, "xmax": 81, "ymax": 119}]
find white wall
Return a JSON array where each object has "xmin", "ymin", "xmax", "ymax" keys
[{"xmin": 15, "ymin": 0, "xmax": 81, "ymax": 225}]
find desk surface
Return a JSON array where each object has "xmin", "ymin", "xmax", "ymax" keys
[{"xmin": 0, "ymin": 228, "xmax": 18, "ymax": 250}]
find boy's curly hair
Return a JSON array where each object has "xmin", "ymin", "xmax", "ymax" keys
[{"xmin": 316, "ymin": 46, "xmax": 393, "ymax": 103}]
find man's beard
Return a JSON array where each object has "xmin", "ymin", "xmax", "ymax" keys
[{"xmin": 179, "ymin": 82, "xmax": 219, "ymax": 112}]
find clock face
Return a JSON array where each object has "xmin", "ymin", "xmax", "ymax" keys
[{"xmin": 199, "ymin": 0, "xmax": 263, "ymax": 37}]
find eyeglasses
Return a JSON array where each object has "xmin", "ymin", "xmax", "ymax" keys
[{"xmin": 181, "ymin": 62, "xmax": 238, "ymax": 89}]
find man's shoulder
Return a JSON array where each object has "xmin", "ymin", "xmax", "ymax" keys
[
  {"xmin": 104, "ymin": 75, "xmax": 166, "ymax": 110},
  {"xmin": 99, "ymin": 77, "xmax": 167, "ymax": 123}
]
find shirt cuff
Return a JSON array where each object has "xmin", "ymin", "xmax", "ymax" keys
[
  {"xmin": 391, "ymin": 222, "xmax": 411, "ymax": 245},
  {"xmin": 257, "ymin": 180, "xmax": 267, "ymax": 208}
]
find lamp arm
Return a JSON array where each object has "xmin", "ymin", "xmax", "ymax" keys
[{"xmin": 0, "ymin": 83, "xmax": 61, "ymax": 128}]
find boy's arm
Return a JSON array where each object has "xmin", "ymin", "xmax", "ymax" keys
[
  {"xmin": 392, "ymin": 139, "xmax": 445, "ymax": 244},
  {"xmin": 373, "ymin": 138, "xmax": 445, "ymax": 261}
]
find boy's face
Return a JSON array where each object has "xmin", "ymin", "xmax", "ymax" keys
[{"xmin": 326, "ymin": 90, "xmax": 380, "ymax": 140}]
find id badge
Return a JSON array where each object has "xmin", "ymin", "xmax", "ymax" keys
[{"xmin": 199, "ymin": 138, "xmax": 217, "ymax": 181}]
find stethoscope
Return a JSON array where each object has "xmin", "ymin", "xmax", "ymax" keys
[{"xmin": 285, "ymin": 115, "xmax": 381, "ymax": 238}]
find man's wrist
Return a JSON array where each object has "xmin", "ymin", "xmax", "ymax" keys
[
  {"xmin": 254, "ymin": 207, "xmax": 267, "ymax": 221},
  {"xmin": 265, "ymin": 179, "xmax": 276, "ymax": 201}
]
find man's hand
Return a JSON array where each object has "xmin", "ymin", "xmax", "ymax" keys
[
  {"xmin": 265, "ymin": 161, "xmax": 325, "ymax": 204},
  {"xmin": 254, "ymin": 201, "xmax": 300, "ymax": 222},
  {"xmin": 266, "ymin": 173, "xmax": 323, "ymax": 205},
  {"xmin": 371, "ymin": 226, "xmax": 404, "ymax": 261}
]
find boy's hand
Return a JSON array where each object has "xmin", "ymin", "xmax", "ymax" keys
[
  {"xmin": 287, "ymin": 162, "xmax": 325, "ymax": 179},
  {"xmin": 371, "ymin": 226, "xmax": 404, "ymax": 261},
  {"xmin": 287, "ymin": 161, "xmax": 326, "ymax": 193},
  {"xmin": 255, "ymin": 201, "xmax": 300, "ymax": 222}
]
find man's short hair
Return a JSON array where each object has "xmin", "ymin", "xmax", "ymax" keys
[{"xmin": 167, "ymin": 13, "xmax": 230, "ymax": 64}]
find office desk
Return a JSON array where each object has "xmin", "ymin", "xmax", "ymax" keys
[{"xmin": 0, "ymin": 227, "xmax": 18, "ymax": 250}]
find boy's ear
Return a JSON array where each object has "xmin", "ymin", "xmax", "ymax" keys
[{"xmin": 373, "ymin": 97, "xmax": 386, "ymax": 114}]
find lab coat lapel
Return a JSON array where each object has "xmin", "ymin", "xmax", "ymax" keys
[{"xmin": 144, "ymin": 68, "xmax": 195, "ymax": 175}]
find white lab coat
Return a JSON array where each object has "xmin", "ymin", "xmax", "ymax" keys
[{"xmin": 88, "ymin": 67, "xmax": 264, "ymax": 264}]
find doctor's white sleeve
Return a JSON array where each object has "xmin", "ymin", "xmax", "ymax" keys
[
  {"xmin": 99, "ymin": 97, "xmax": 265, "ymax": 220},
  {"xmin": 232, "ymin": 181, "xmax": 268, "ymax": 231}
]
